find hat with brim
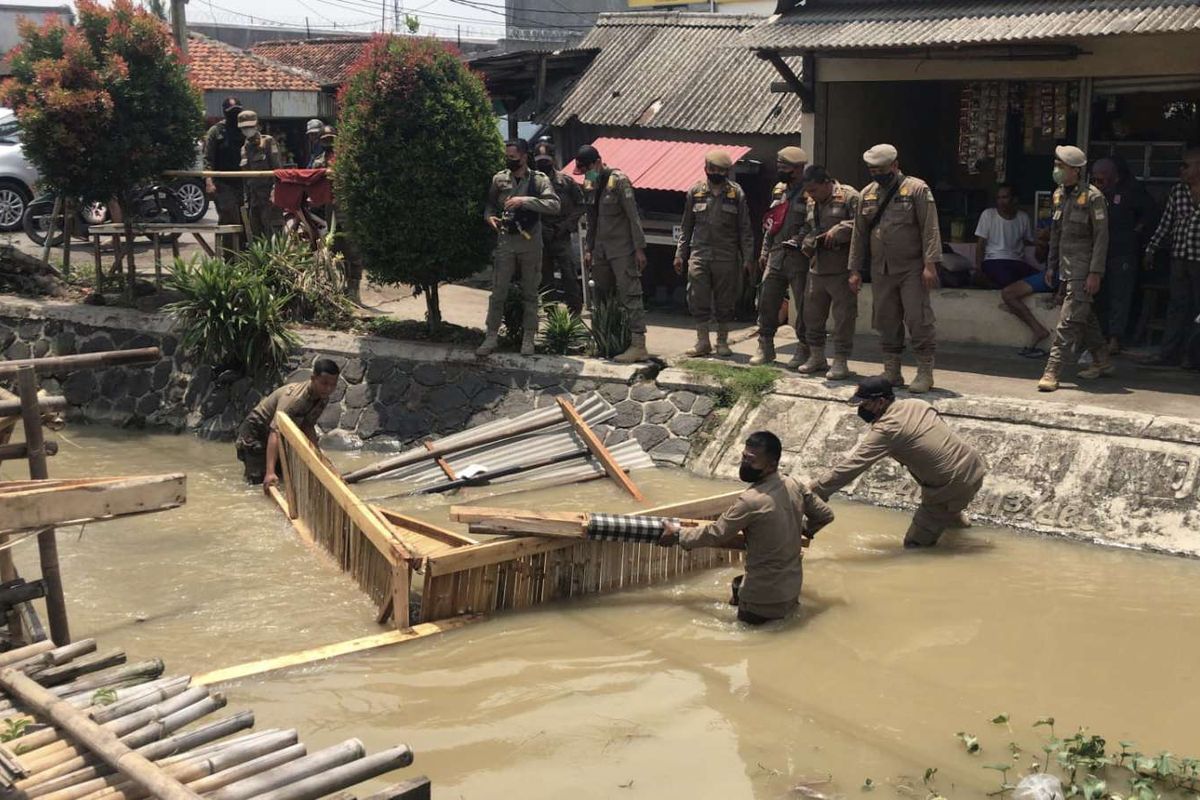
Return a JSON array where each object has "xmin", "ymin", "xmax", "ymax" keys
[
  {"xmin": 573, "ymin": 144, "xmax": 600, "ymax": 175},
  {"xmin": 849, "ymin": 376, "xmax": 894, "ymax": 405},
  {"xmin": 236, "ymin": 110, "xmax": 259, "ymax": 129}
]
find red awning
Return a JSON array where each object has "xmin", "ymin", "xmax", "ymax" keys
[{"xmin": 562, "ymin": 137, "xmax": 753, "ymax": 193}]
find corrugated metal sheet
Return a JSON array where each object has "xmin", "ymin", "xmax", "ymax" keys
[
  {"xmin": 545, "ymin": 12, "xmax": 805, "ymax": 135},
  {"xmin": 739, "ymin": 0, "xmax": 1200, "ymax": 51},
  {"xmin": 562, "ymin": 137, "xmax": 753, "ymax": 192}
]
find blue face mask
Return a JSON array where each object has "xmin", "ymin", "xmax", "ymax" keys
[{"xmin": 585, "ymin": 169, "xmax": 599, "ymax": 183}]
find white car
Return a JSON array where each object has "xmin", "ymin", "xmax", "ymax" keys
[{"xmin": 0, "ymin": 108, "xmax": 38, "ymax": 231}]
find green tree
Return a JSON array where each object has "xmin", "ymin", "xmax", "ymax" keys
[
  {"xmin": 336, "ymin": 35, "xmax": 503, "ymax": 332},
  {"xmin": 4, "ymin": 0, "xmax": 203, "ymax": 292}
]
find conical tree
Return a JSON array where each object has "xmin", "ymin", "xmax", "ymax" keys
[{"xmin": 336, "ymin": 36, "xmax": 503, "ymax": 332}]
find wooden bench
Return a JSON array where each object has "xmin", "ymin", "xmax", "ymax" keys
[{"xmin": 88, "ymin": 222, "xmax": 245, "ymax": 290}]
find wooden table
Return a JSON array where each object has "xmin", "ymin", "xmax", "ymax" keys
[{"xmin": 87, "ymin": 222, "xmax": 245, "ymax": 290}]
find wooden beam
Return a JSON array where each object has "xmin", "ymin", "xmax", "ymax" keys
[
  {"xmin": 424, "ymin": 536, "xmax": 574, "ymax": 577},
  {"xmin": 422, "ymin": 440, "xmax": 458, "ymax": 481},
  {"xmin": 642, "ymin": 490, "xmax": 741, "ymax": 520},
  {"xmin": 192, "ymin": 615, "xmax": 482, "ymax": 686},
  {"xmin": 0, "ymin": 440, "xmax": 58, "ymax": 461},
  {"xmin": 0, "ymin": 348, "xmax": 161, "ymax": 378},
  {"xmin": 759, "ymin": 50, "xmax": 813, "ymax": 111},
  {"xmin": 0, "ymin": 475, "xmax": 187, "ymax": 533},
  {"xmin": 555, "ymin": 396, "xmax": 644, "ymax": 502},
  {"xmin": 0, "ymin": 396, "xmax": 69, "ymax": 417},
  {"xmin": 373, "ymin": 509, "xmax": 476, "ymax": 548}
]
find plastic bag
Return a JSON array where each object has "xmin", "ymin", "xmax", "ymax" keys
[{"xmin": 1012, "ymin": 773, "xmax": 1065, "ymax": 800}]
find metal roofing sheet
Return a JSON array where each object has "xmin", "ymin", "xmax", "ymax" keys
[
  {"xmin": 739, "ymin": 0, "xmax": 1200, "ymax": 51},
  {"xmin": 562, "ymin": 137, "xmax": 754, "ymax": 193},
  {"xmin": 545, "ymin": 12, "xmax": 805, "ymax": 135}
]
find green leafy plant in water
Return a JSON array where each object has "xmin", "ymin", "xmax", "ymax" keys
[
  {"xmin": 539, "ymin": 303, "xmax": 590, "ymax": 355},
  {"xmin": 586, "ymin": 295, "xmax": 631, "ymax": 359},
  {"xmin": 92, "ymin": 687, "xmax": 118, "ymax": 706},
  {"xmin": 679, "ymin": 360, "xmax": 778, "ymax": 408},
  {"xmin": 0, "ymin": 717, "xmax": 28, "ymax": 742}
]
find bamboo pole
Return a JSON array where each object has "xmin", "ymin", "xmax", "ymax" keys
[
  {"xmin": 0, "ymin": 667, "xmax": 204, "ymax": 800},
  {"xmin": 18, "ymin": 366, "xmax": 69, "ymax": 646},
  {"xmin": 38, "ymin": 651, "xmax": 128, "ymax": 687},
  {"xmin": 0, "ymin": 440, "xmax": 59, "ymax": 460},
  {"xmin": 0, "ymin": 348, "xmax": 161, "ymax": 378},
  {"xmin": 0, "ymin": 640, "xmax": 55, "ymax": 667},
  {"xmin": 0, "ymin": 396, "xmax": 68, "ymax": 418},
  {"xmin": 247, "ymin": 745, "xmax": 415, "ymax": 800},
  {"xmin": 40, "ymin": 196, "xmax": 62, "ymax": 266},
  {"xmin": 206, "ymin": 739, "xmax": 366, "ymax": 800},
  {"xmin": 183, "ymin": 743, "xmax": 306, "ymax": 794}
]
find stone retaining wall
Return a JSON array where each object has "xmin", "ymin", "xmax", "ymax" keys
[{"xmin": 0, "ymin": 298, "xmax": 718, "ymax": 465}]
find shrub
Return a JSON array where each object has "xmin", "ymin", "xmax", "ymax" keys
[
  {"xmin": 539, "ymin": 304, "xmax": 589, "ymax": 355},
  {"xmin": 165, "ymin": 256, "xmax": 298, "ymax": 377},
  {"xmin": 336, "ymin": 36, "xmax": 503, "ymax": 333},
  {"xmin": 587, "ymin": 295, "xmax": 631, "ymax": 359},
  {"xmin": 240, "ymin": 235, "xmax": 351, "ymax": 328}
]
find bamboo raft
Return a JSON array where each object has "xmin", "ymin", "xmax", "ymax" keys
[
  {"xmin": 269, "ymin": 399, "xmax": 744, "ymax": 629},
  {"xmin": 0, "ymin": 639, "xmax": 429, "ymax": 800}
]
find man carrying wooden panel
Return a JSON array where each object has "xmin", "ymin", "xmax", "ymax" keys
[
  {"xmin": 235, "ymin": 358, "xmax": 340, "ymax": 490},
  {"xmin": 659, "ymin": 431, "xmax": 833, "ymax": 626}
]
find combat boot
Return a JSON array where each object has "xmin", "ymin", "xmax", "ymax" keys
[
  {"xmin": 614, "ymin": 333, "xmax": 649, "ymax": 364},
  {"xmin": 476, "ymin": 333, "xmax": 499, "ymax": 358},
  {"xmin": 1037, "ymin": 363, "xmax": 1060, "ymax": 392},
  {"xmin": 520, "ymin": 332, "xmax": 536, "ymax": 356},
  {"xmin": 787, "ymin": 343, "xmax": 811, "ymax": 370},
  {"xmin": 684, "ymin": 325, "xmax": 712, "ymax": 358},
  {"xmin": 1077, "ymin": 349, "xmax": 1115, "ymax": 380},
  {"xmin": 749, "ymin": 337, "xmax": 775, "ymax": 366},
  {"xmin": 881, "ymin": 355, "xmax": 905, "ymax": 387},
  {"xmin": 909, "ymin": 357, "xmax": 935, "ymax": 394},
  {"xmin": 796, "ymin": 345, "xmax": 829, "ymax": 375},
  {"xmin": 714, "ymin": 325, "xmax": 733, "ymax": 358},
  {"xmin": 828, "ymin": 356, "xmax": 850, "ymax": 381}
]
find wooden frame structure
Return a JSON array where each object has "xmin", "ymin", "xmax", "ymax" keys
[{"xmin": 270, "ymin": 414, "xmax": 743, "ymax": 630}]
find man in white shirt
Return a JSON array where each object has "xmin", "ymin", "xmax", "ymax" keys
[{"xmin": 975, "ymin": 184, "xmax": 1052, "ymax": 354}]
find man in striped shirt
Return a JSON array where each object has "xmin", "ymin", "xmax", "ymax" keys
[{"xmin": 1143, "ymin": 146, "xmax": 1200, "ymax": 368}]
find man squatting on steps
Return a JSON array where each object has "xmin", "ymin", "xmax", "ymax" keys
[{"xmin": 659, "ymin": 431, "xmax": 834, "ymax": 625}]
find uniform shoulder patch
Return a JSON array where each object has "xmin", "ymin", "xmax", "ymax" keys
[{"xmin": 1076, "ymin": 192, "xmax": 1088, "ymax": 207}]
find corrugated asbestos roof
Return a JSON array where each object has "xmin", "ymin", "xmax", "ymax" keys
[
  {"xmin": 545, "ymin": 12, "xmax": 805, "ymax": 136},
  {"xmin": 739, "ymin": 0, "xmax": 1200, "ymax": 51},
  {"xmin": 562, "ymin": 137, "xmax": 753, "ymax": 192},
  {"xmin": 250, "ymin": 38, "xmax": 372, "ymax": 87},
  {"xmin": 188, "ymin": 34, "xmax": 321, "ymax": 92}
]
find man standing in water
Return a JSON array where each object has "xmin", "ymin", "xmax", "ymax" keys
[
  {"xmin": 659, "ymin": 431, "xmax": 834, "ymax": 625},
  {"xmin": 811, "ymin": 377, "xmax": 986, "ymax": 548},
  {"xmin": 235, "ymin": 358, "xmax": 341, "ymax": 490}
]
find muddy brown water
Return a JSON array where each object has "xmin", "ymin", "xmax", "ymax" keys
[{"xmin": 3, "ymin": 428, "xmax": 1198, "ymax": 799}]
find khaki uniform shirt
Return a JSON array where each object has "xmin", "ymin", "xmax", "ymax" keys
[
  {"xmin": 542, "ymin": 170, "xmax": 585, "ymax": 242},
  {"xmin": 675, "ymin": 179, "xmax": 754, "ymax": 267},
  {"xmin": 236, "ymin": 382, "xmax": 327, "ymax": 451},
  {"xmin": 241, "ymin": 135, "xmax": 282, "ymax": 197},
  {"xmin": 760, "ymin": 181, "xmax": 808, "ymax": 269},
  {"xmin": 681, "ymin": 473, "xmax": 834, "ymax": 610},
  {"xmin": 1049, "ymin": 183, "xmax": 1108, "ymax": 280},
  {"xmin": 484, "ymin": 169, "xmax": 561, "ymax": 244},
  {"xmin": 584, "ymin": 169, "xmax": 646, "ymax": 257},
  {"xmin": 848, "ymin": 174, "xmax": 943, "ymax": 276},
  {"xmin": 802, "ymin": 182, "xmax": 861, "ymax": 275},
  {"xmin": 813, "ymin": 399, "xmax": 987, "ymax": 504}
]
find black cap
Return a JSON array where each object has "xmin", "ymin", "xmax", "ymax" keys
[
  {"xmin": 573, "ymin": 144, "xmax": 600, "ymax": 174},
  {"xmin": 802, "ymin": 164, "xmax": 830, "ymax": 184},
  {"xmin": 850, "ymin": 376, "xmax": 894, "ymax": 404},
  {"xmin": 221, "ymin": 96, "xmax": 242, "ymax": 112}
]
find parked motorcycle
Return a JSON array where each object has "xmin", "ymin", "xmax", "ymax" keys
[{"xmin": 23, "ymin": 184, "xmax": 185, "ymax": 246}]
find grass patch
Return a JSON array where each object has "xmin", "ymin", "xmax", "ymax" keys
[
  {"xmin": 360, "ymin": 316, "xmax": 485, "ymax": 346},
  {"xmin": 678, "ymin": 359, "xmax": 778, "ymax": 408}
]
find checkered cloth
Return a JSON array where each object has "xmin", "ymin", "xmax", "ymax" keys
[
  {"xmin": 586, "ymin": 513, "xmax": 682, "ymax": 543},
  {"xmin": 1148, "ymin": 182, "xmax": 1200, "ymax": 262}
]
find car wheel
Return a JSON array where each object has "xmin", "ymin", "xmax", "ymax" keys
[
  {"xmin": 175, "ymin": 180, "xmax": 208, "ymax": 222},
  {"xmin": 0, "ymin": 181, "xmax": 31, "ymax": 231}
]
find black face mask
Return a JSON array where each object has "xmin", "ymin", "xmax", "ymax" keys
[
  {"xmin": 857, "ymin": 405, "xmax": 880, "ymax": 424},
  {"xmin": 534, "ymin": 161, "xmax": 554, "ymax": 174},
  {"xmin": 707, "ymin": 172, "xmax": 727, "ymax": 184},
  {"xmin": 225, "ymin": 109, "xmax": 241, "ymax": 126},
  {"xmin": 874, "ymin": 172, "xmax": 896, "ymax": 189},
  {"xmin": 777, "ymin": 169, "xmax": 794, "ymax": 184},
  {"xmin": 506, "ymin": 159, "xmax": 524, "ymax": 172},
  {"xmin": 739, "ymin": 464, "xmax": 765, "ymax": 483}
]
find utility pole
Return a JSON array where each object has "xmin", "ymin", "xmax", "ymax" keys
[
  {"xmin": 170, "ymin": 0, "xmax": 188, "ymax": 55},
  {"xmin": 381, "ymin": 0, "xmax": 385, "ymax": 32},
  {"xmin": 393, "ymin": 0, "xmax": 399, "ymax": 33}
]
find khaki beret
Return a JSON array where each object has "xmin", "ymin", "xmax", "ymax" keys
[
  {"xmin": 705, "ymin": 149, "xmax": 733, "ymax": 169},
  {"xmin": 1055, "ymin": 145, "xmax": 1087, "ymax": 168},
  {"xmin": 776, "ymin": 146, "xmax": 808, "ymax": 167},
  {"xmin": 863, "ymin": 143, "xmax": 898, "ymax": 167},
  {"xmin": 236, "ymin": 110, "xmax": 259, "ymax": 128}
]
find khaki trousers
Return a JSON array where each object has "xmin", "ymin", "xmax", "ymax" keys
[
  {"xmin": 486, "ymin": 234, "xmax": 543, "ymax": 334},
  {"xmin": 872, "ymin": 268, "xmax": 936, "ymax": 356},
  {"xmin": 904, "ymin": 477, "xmax": 984, "ymax": 547},
  {"xmin": 687, "ymin": 256, "xmax": 739, "ymax": 325},
  {"xmin": 804, "ymin": 272, "xmax": 858, "ymax": 356},
  {"xmin": 1046, "ymin": 279, "xmax": 1105, "ymax": 370},
  {"xmin": 758, "ymin": 257, "xmax": 807, "ymax": 341},
  {"xmin": 592, "ymin": 243, "xmax": 646, "ymax": 334}
]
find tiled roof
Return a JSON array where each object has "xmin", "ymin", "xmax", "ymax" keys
[
  {"xmin": 250, "ymin": 38, "xmax": 371, "ymax": 87},
  {"xmin": 187, "ymin": 34, "xmax": 320, "ymax": 92},
  {"xmin": 562, "ymin": 137, "xmax": 753, "ymax": 193},
  {"xmin": 739, "ymin": 0, "xmax": 1200, "ymax": 51},
  {"xmin": 545, "ymin": 12, "xmax": 805, "ymax": 136}
]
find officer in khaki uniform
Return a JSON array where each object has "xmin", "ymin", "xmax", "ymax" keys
[
  {"xmin": 674, "ymin": 150, "xmax": 754, "ymax": 358},
  {"xmin": 847, "ymin": 144, "xmax": 943, "ymax": 393},
  {"xmin": 812, "ymin": 377, "xmax": 987, "ymax": 548},
  {"xmin": 660, "ymin": 431, "xmax": 834, "ymax": 625},
  {"xmin": 237, "ymin": 110, "xmax": 284, "ymax": 240},
  {"xmin": 1038, "ymin": 145, "xmax": 1111, "ymax": 392},
  {"xmin": 202, "ymin": 96, "xmax": 246, "ymax": 255},
  {"xmin": 479, "ymin": 139, "xmax": 561, "ymax": 357},
  {"xmin": 576, "ymin": 144, "xmax": 650, "ymax": 363},
  {"xmin": 533, "ymin": 141, "xmax": 585, "ymax": 315},
  {"xmin": 796, "ymin": 165, "xmax": 861, "ymax": 380},
  {"xmin": 753, "ymin": 146, "xmax": 810, "ymax": 367}
]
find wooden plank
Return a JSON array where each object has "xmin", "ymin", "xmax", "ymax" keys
[
  {"xmin": 391, "ymin": 563, "xmax": 410, "ymax": 629},
  {"xmin": 88, "ymin": 223, "xmax": 244, "ymax": 234},
  {"xmin": 193, "ymin": 615, "xmax": 482, "ymax": 686},
  {"xmin": 373, "ymin": 508, "xmax": 476, "ymax": 548},
  {"xmin": 273, "ymin": 414, "xmax": 407, "ymax": 565},
  {"xmin": 192, "ymin": 232, "xmax": 215, "ymax": 257},
  {"xmin": 642, "ymin": 490, "xmax": 742, "ymax": 520},
  {"xmin": 0, "ymin": 475, "xmax": 186, "ymax": 533},
  {"xmin": 422, "ymin": 440, "xmax": 458, "ymax": 481},
  {"xmin": 425, "ymin": 536, "xmax": 575, "ymax": 578},
  {"xmin": 0, "ymin": 347, "xmax": 161, "ymax": 378},
  {"xmin": 450, "ymin": 506, "xmax": 586, "ymax": 526},
  {"xmin": 555, "ymin": 396, "xmax": 644, "ymax": 502}
]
